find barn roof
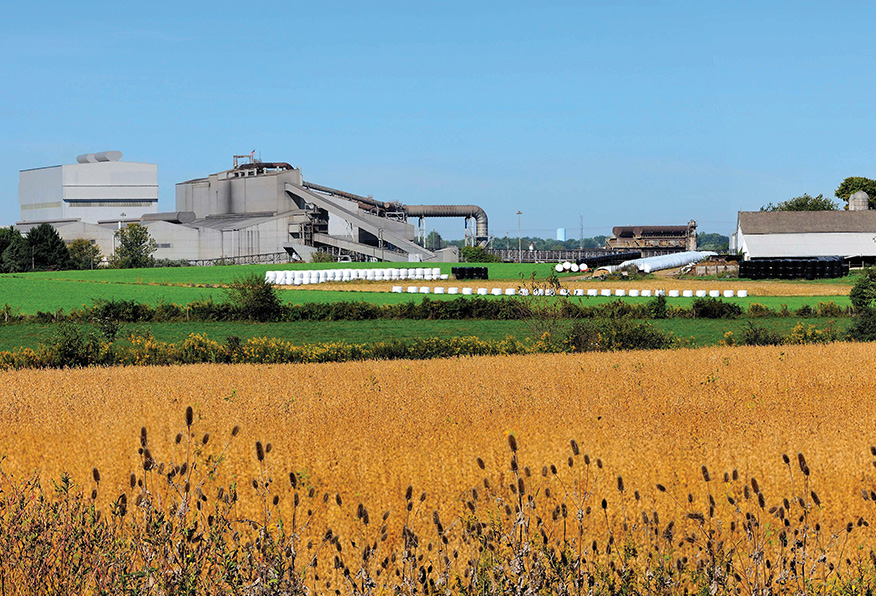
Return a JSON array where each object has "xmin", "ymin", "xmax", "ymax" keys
[{"xmin": 738, "ymin": 210, "xmax": 876, "ymax": 234}]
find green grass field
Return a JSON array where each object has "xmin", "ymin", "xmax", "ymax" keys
[
  {"xmin": 0, "ymin": 271, "xmax": 853, "ymax": 315},
  {"xmin": 0, "ymin": 316, "xmax": 850, "ymax": 353}
]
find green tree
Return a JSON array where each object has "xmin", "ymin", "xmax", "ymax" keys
[
  {"xmin": 850, "ymin": 268, "xmax": 876, "ymax": 311},
  {"xmin": 835, "ymin": 177, "xmax": 876, "ymax": 210},
  {"xmin": 110, "ymin": 223, "xmax": 156, "ymax": 269},
  {"xmin": 424, "ymin": 230, "xmax": 443, "ymax": 250},
  {"xmin": 696, "ymin": 233, "xmax": 730, "ymax": 251},
  {"xmin": 1, "ymin": 234, "xmax": 30, "ymax": 272},
  {"xmin": 461, "ymin": 246, "xmax": 500, "ymax": 262},
  {"xmin": 0, "ymin": 227, "xmax": 21, "ymax": 258},
  {"xmin": 26, "ymin": 223, "xmax": 70, "ymax": 270},
  {"xmin": 225, "ymin": 273, "xmax": 283, "ymax": 322},
  {"xmin": 68, "ymin": 238, "xmax": 103, "ymax": 270},
  {"xmin": 760, "ymin": 193, "xmax": 838, "ymax": 212}
]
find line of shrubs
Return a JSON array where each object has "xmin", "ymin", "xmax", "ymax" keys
[
  {"xmin": 0, "ymin": 316, "xmax": 858, "ymax": 371},
  {"xmin": 4, "ymin": 295, "xmax": 852, "ymax": 326}
]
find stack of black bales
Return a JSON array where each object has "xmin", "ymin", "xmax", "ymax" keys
[
  {"xmin": 738, "ymin": 256, "xmax": 848, "ymax": 280},
  {"xmin": 452, "ymin": 267, "xmax": 489, "ymax": 280},
  {"xmin": 578, "ymin": 251, "xmax": 641, "ymax": 268}
]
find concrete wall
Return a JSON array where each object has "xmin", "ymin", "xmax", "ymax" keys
[
  {"xmin": 19, "ymin": 161, "xmax": 158, "ymax": 224},
  {"xmin": 176, "ymin": 168, "xmax": 303, "ymax": 217},
  {"xmin": 19, "ymin": 166, "xmax": 65, "ymax": 222}
]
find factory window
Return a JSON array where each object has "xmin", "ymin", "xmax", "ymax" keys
[
  {"xmin": 21, "ymin": 201, "xmax": 63, "ymax": 211},
  {"xmin": 66, "ymin": 200, "xmax": 156, "ymax": 208}
]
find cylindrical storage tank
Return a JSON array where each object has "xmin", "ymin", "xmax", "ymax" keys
[{"xmin": 682, "ymin": 290, "xmax": 693, "ymax": 297}]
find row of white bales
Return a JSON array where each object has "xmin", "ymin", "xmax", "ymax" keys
[
  {"xmin": 264, "ymin": 268, "xmax": 749, "ymax": 298},
  {"xmin": 266, "ymin": 268, "xmax": 448, "ymax": 285}
]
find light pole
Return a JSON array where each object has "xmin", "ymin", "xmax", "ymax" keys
[{"xmin": 516, "ymin": 211, "xmax": 522, "ymax": 263}]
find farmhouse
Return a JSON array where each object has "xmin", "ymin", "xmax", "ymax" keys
[{"xmin": 731, "ymin": 192, "xmax": 876, "ymax": 264}]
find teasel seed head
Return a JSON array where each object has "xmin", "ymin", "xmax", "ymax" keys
[
  {"xmin": 782, "ymin": 453, "xmax": 790, "ymax": 465},
  {"xmin": 656, "ymin": 484, "xmax": 666, "ymax": 493},
  {"xmin": 701, "ymin": 465, "xmax": 710, "ymax": 483},
  {"xmin": 175, "ymin": 433, "xmax": 182, "ymax": 445},
  {"xmin": 476, "ymin": 457, "xmax": 485, "ymax": 470},
  {"xmin": 405, "ymin": 485, "xmax": 413, "ymax": 500},
  {"xmin": 231, "ymin": 425, "xmax": 240, "ymax": 437},
  {"xmin": 185, "ymin": 406, "xmax": 193, "ymax": 427},
  {"xmin": 256, "ymin": 441, "xmax": 265, "ymax": 462},
  {"xmin": 265, "ymin": 443, "xmax": 272, "ymax": 454},
  {"xmin": 92, "ymin": 467, "xmax": 101, "ymax": 484},
  {"xmin": 140, "ymin": 427, "xmax": 147, "ymax": 447},
  {"xmin": 508, "ymin": 434, "xmax": 517, "ymax": 452},
  {"xmin": 616, "ymin": 475, "xmax": 624, "ymax": 493},
  {"xmin": 570, "ymin": 439, "xmax": 579, "ymax": 456},
  {"xmin": 202, "ymin": 433, "xmax": 210, "ymax": 445}
]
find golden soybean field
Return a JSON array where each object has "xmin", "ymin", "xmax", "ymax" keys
[{"xmin": 1, "ymin": 343, "xmax": 875, "ymax": 531}]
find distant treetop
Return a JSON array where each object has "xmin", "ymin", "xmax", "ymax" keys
[{"xmin": 761, "ymin": 193, "xmax": 838, "ymax": 212}]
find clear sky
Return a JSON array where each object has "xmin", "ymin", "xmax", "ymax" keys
[{"xmin": 2, "ymin": 1, "xmax": 874, "ymax": 241}]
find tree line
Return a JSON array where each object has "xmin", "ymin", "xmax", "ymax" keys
[
  {"xmin": 0, "ymin": 223, "xmax": 158, "ymax": 272},
  {"xmin": 761, "ymin": 176, "xmax": 876, "ymax": 211}
]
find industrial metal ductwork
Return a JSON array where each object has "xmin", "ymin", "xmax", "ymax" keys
[{"xmin": 402, "ymin": 204, "xmax": 489, "ymax": 243}]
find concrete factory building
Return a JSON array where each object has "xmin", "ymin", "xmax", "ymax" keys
[
  {"xmin": 18, "ymin": 154, "xmax": 487, "ymax": 263},
  {"xmin": 18, "ymin": 151, "xmax": 158, "ymax": 224},
  {"xmin": 732, "ymin": 191, "xmax": 876, "ymax": 263}
]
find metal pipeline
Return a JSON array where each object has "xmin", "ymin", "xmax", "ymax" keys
[
  {"xmin": 402, "ymin": 204, "xmax": 489, "ymax": 240},
  {"xmin": 302, "ymin": 181, "xmax": 394, "ymax": 210}
]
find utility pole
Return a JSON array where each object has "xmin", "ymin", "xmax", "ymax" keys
[
  {"xmin": 516, "ymin": 211, "xmax": 522, "ymax": 263},
  {"xmin": 579, "ymin": 215, "xmax": 584, "ymax": 250}
]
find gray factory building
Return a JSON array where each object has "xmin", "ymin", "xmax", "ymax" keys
[{"xmin": 17, "ymin": 154, "xmax": 489, "ymax": 264}]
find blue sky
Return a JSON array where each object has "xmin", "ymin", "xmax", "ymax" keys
[{"xmin": 2, "ymin": 1, "xmax": 874, "ymax": 240}]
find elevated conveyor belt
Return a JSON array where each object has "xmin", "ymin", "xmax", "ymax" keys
[{"xmin": 285, "ymin": 182, "xmax": 435, "ymax": 260}]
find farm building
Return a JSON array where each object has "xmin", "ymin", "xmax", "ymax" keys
[
  {"xmin": 731, "ymin": 193, "xmax": 876, "ymax": 264},
  {"xmin": 17, "ymin": 154, "xmax": 487, "ymax": 264},
  {"xmin": 606, "ymin": 221, "xmax": 698, "ymax": 253}
]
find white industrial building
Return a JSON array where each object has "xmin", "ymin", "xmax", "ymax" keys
[
  {"xmin": 17, "ymin": 154, "xmax": 485, "ymax": 264},
  {"xmin": 731, "ymin": 191, "xmax": 876, "ymax": 262},
  {"xmin": 18, "ymin": 151, "xmax": 158, "ymax": 224}
]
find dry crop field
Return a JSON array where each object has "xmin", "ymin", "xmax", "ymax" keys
[{"xmin": 2, "ymin": 343, "xmax": 876, "ymax": 536}]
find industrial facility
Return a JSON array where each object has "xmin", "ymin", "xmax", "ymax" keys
[
  {"xmin": 606, "ymin": 221, "xmax": 698, "ymax": 253},
  {"xmin": 17, "ymin": 153, "xmax": 491, "ymax": 264}
]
